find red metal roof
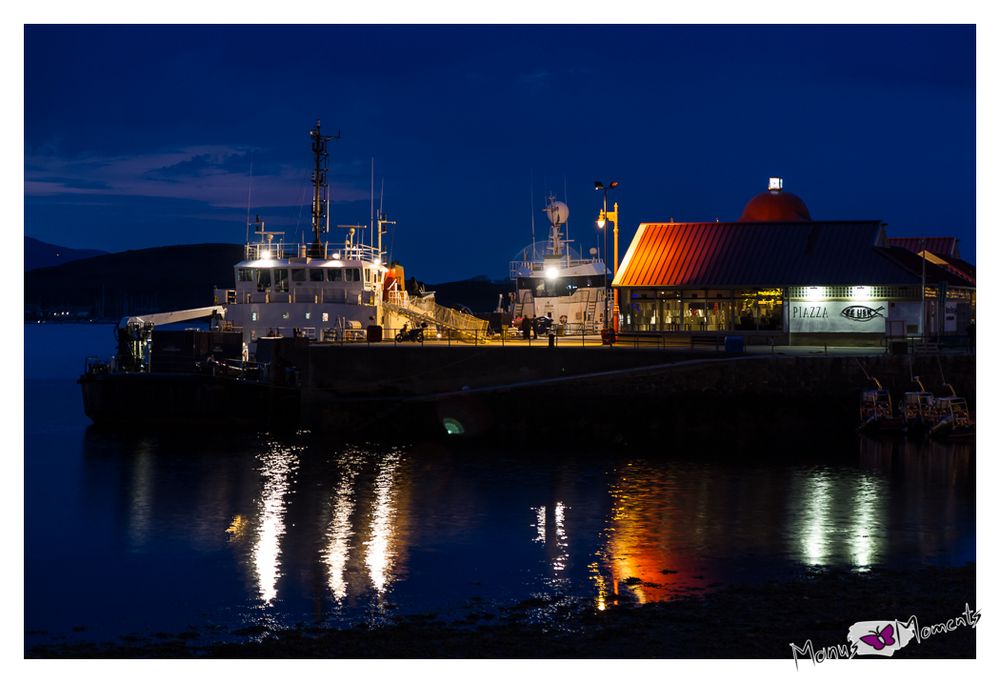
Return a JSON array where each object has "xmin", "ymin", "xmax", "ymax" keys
[
  {"xmin": 613, "ymin": 221, "xmax": 947, "ymax": 288},
  {"xmin": 886, "ymin": 236, "xmax": 960, "ymax": 259}
]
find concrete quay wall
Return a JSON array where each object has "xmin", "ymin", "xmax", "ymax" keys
[{"xmin": 274, "ymin": 343, "xmax": 974, "ymax": 443}]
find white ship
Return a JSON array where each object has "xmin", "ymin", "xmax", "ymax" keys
[
  {"xmin": 212, "ymin": 121, "xmax": 487, "ymax": 350},
  {"xmin": 211, "ymin": 121, "xmax": 390, "ymax": 346},
  {"xmin": 508, "ymin": 196, "xmax": 609, "ymax": 334}
]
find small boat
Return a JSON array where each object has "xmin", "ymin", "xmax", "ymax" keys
[
  {"xmin": 899, "ymin": 377, "xmax": 937, "ymax": 438},
  {"xmin": 858, "ymin": 379, "xmax": 905, "ymax": 435},
  {"xmin": 927, "ymin": 385, "xmax": 975, "ymax": 440}
]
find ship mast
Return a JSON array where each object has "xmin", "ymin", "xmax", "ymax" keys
[{"xmin": 308, "ymin": 120, "xmax": 340, "ymax": 257}]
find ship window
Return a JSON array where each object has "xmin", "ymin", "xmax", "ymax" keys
[
  {"xmin": 305, "ymin": 312, "xmax": 311, "ymax": 320},
  {"xmin": 521, "ymin": 275, "xmax": 602, "ymax": 298},
  {"xmin": 327, "ymin": 268, "xmax": 343, "ymax": 282},
  {"xmin": 291, "ymin": 269, "xmax": 307, "ymax": 282},
  {"xmin": 251, "ymin": 311, "xmax": 258, "ymax": 322},
  {"xmin": 256, "ymin": 269, "xmax": 271, "ymax": 291},
  {"xmin": 346, "ymin": 268, "xmax": 362, "ymax": 282},
  {"xmin": 322, "ymin": 312, "xmax": 329, "ymax": 322},
  {"xmin": 238, "ymin": 268, "xmax": 254, "ymax": 282},
  {"xmin": 364, "ymin": 269, "xmax": 372, "ymax": 283},
  {"xmin": 274, "ymin": 269, "xmax": 289, "ymax": 292},
  {"xmin": 309, "ymin": 269, "xmax": 325, "ymax": 282}
]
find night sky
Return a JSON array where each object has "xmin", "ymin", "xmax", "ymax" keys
[{"xmin": 24, "ymin": 24, "xmax": 975, "ymax": 283}]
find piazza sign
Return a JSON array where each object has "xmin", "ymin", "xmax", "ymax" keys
[{"xmin": 789, "ymin": 300, "xmax": 890, "ymax": 333}]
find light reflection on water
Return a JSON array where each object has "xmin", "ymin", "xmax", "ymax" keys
[
  {"xmin": 23, "ymin": 325, "xmax": 976, "ymax": 649},
  {"xmin": 249, "ymin": 444, "xmax": 299, "ymax": 603},
  {"xmin": 26, "ymin": 418, "xmax": 974, "ymax": 645},
  {"xmin": 323, "ymin": 452, "xmax": 361, "ymax": 602}
]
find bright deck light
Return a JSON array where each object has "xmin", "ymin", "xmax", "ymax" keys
[{"xmin": 545, "ymin": 265, "xmax": 560, "ymax": 280}]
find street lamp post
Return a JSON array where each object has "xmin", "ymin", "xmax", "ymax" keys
[{"xmin": 595, "ymin": 181, "xmax": 620, "ymax": 332}]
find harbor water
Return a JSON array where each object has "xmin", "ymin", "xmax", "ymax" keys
[{"xmin": 24, "ymin": 324, "xmax": 975, "ymax": 651}]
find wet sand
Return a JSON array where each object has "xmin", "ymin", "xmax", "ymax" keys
[{"xmin": 27, "ymin": 563, "xmax": 975, "ymax": 659}]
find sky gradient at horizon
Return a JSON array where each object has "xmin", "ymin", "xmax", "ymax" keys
[{"xmin": 25, "ymin": 24, "xmax": 976, "ymax": 282}]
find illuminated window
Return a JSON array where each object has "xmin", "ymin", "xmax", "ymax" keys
[{"xmin": 322, "ymin": 313, "xmax": 329, "ymax": 322}]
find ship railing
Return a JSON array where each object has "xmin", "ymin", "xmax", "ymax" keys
[
  {"xmin": 509, "ymin": 257, "xmax": 604, "ymax": 279},
  {"xmin": 245, "ymin": 241, "xmax": 382, "ymax": 263}
]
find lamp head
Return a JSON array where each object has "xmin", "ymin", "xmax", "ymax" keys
[{"xmin": 594, "ymin": 181, "xmax": 604, "ymax": 190}]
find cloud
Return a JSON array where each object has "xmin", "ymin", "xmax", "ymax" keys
[{"xmin": 25, "ymin": 146, "xmax": 370, "ymax": 208}]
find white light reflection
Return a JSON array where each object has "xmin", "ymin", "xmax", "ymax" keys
[
  {"xmin": 532, "ymin": 506, "xmax": 546, "ymax": 544},
  {"xmin": 849, "ymin": 475, "xmax": 882, "ymax": 570},
  {"xmin": 251, "ymin": 446, "xmax": 299, "ymax": 603},
  {"xmin": 364, "ymin": 452, "xmax": 401, "ymax": 595},
  {"xmin": 552, "ymin": 501, "xmax": 569, "ymax": 573},
  {"xmin": 800, "ymin": 470, "xmax": 832, "ymax": 566},
  {"xmin": 324, "ymin": 455, "xmax": 361, "ymax": 601},
  {"xmin": 126, "ymin": 443, "xmax": 155, "ymax": 548}
]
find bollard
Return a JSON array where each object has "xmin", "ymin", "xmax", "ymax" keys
[{"xmin": 548, "ymin": 332, "xmax": 555, "ymax": 348}]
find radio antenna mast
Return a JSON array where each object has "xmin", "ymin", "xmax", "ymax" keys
[
  {"xmin": 245, "ymin": 148, "xmax": 254, "ymax": 244},
  {"xmin": 308, "ymin": 119, "xmax": 340, "ymax": 257},
  {"xmin": 530, "ymin": 172, "xmax": 536, "ymax": 261}
]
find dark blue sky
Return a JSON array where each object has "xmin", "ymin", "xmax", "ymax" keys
[{"xmin": 25, "ymin": 25, "xmax": 975, "ymax": 282}]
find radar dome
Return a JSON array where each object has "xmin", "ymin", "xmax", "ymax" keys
[{"xmin": 544, "ymin": 200, "xmax": 569, "ymax": 226}]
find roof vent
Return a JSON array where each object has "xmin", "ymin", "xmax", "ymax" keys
[{"xmin": 768, "ymin": 177, "xmax": 783, "ymax": 192}]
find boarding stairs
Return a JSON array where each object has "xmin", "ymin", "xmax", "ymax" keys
[
  {"xmin": 384, "ymin": 291, "xmax": 489, "ymax": 343},
  {"xmin": 584, "ymin": 291, "xmax": 599, "ymax": 333}
]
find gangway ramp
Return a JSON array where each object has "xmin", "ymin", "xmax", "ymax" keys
[{"xmin": 384, "ymin": 293, "xmax": 489, "ymax": 343}]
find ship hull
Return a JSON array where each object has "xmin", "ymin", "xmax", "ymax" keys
[{"xmin": 79, "ymin": 372, "xmax": 299, "ymax": 432}]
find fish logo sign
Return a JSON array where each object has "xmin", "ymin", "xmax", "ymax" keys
[{"xmin": 840, "ymin": 305, "xmax": 885, "ymax": 323}]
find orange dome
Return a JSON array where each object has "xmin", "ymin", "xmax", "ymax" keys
[{"xmin": 739, "ymin": 183, "xmax": 812, "ymax": 222}]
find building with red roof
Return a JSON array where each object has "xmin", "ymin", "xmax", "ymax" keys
[{"xmin": 612, "ymin": 178, "xmax": 975, "ymax": 345}]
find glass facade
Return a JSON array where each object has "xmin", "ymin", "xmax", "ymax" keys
[{"xmin": 621, "ymin": 288, "xmax": 785, "ymax": 332}]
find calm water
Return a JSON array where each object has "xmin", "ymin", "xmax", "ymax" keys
[{"xmin": 24, "ymin": 324, "xmax": 975, "ymax": 649}]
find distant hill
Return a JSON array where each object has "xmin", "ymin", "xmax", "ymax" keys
[
  {"xmin": 25, "ymin": 236, "xmax": 108, "ymax": 271},
  {"xmin": 424, "ymin": 275, "xmax": 509, "ymax": 314},
  {"xmin": 24, "ymin": 242, "xmax": 507, "ymax": 321},
  {"xmin": 25, "ymin": 243, "xmax": 244, "ymax": 320}
]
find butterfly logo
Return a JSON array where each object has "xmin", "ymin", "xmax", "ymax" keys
[{"xmin": 858, "ymin": 623, "xmax": 895, "ymax": 650}]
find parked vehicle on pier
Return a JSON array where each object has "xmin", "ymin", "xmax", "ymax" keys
[{"xmin": 395, "ymin": 322, "xmax": 427, "ymax": 343}]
